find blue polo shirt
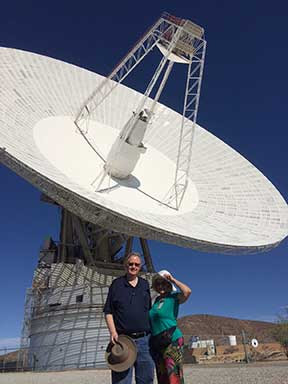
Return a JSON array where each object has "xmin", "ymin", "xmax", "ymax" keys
[{"xmin": 103, "ymin": 275, "xmax": 151, "ymax": 334}]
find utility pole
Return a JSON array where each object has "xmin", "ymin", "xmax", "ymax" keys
[{"xmin": 241, "ymin": 330, "xmax": 250, "ymax": 363}]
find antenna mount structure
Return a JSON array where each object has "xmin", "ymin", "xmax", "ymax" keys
[{"xmin": 75, "ymin": 12, "xmax": 206, "ymax": 210}]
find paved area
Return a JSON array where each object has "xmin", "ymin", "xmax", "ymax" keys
[{"xmin": 0, "ymin": 362, "xmax": 288, "ymax": 384}]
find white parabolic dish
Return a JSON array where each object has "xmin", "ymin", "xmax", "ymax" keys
[{"xmin": 0, "ymin": 48, "xmax": 287, "ymax": 253}]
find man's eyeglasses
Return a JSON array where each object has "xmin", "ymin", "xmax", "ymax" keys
[{"xmin": 128, "ymin": 262, "xmax": 141, "ymax": 267}]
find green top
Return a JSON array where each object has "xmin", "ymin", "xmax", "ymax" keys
[{"xmin": 149, "ymin": 292, "xmax": 183, "ymax": 342}]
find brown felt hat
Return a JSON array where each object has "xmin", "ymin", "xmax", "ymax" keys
[{"xmin": 105, "ymin": 335, "xmax": 137, "ymax": 372}]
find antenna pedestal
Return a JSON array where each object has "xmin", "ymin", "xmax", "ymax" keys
[{"xmin": 20, "ymin": 197, "xmax": 155, "ymax": 371}]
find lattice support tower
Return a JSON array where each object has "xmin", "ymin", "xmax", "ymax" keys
[{"xmin": 164, "ymin": 36, "xmax": 206, "ymax": 208}]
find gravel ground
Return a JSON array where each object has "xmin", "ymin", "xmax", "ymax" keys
[{"xmin": 0, "ymin": 362, "xmax": 288, "ymax": 384}]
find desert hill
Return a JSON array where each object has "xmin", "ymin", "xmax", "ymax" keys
[{"xmin": 178, "ymin": 314, "xmax": 277, "ymax": 343}]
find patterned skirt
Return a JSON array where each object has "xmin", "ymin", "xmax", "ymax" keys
[{"xmin": 153, "ymin": 337, "xmax": 185, "ymax": 384}]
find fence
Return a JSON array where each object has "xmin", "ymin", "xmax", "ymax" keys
[
  {"xmin": 0, "ymin": 337, "xmax": 107, "ymax": 372},
  {"xmin": 182, "ymin": 332, "xmax": 285, "ymax": 364},
  {"xmin": 0, "ymin": 332, "xmax": 285, "ymax": 372}
]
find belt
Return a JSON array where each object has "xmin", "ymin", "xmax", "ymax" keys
[{"xmin": 125, "ymin": 331, "xmax": 150, "ymax": 339}]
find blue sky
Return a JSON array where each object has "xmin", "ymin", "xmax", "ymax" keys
[{"xmin": 0, "ymin": 0, "xmax": 287, "ymax": 348}]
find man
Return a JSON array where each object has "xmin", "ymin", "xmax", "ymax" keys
[{"xmin": 103, "ymin": 252, "xmax": 154, "ymax": 384}]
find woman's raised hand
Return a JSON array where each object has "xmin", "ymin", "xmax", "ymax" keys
[{"xmin": 163, "ymin": 272, "xmax": 174, "ymax": 282}]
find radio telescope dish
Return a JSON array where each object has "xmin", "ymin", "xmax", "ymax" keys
[{"xmin": 0, "ymin": 13, "xmax": 287, "ymax": 255}]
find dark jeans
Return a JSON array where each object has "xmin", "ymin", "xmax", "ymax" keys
[{"xmin": 111, "ymin": 335, "xmax": 154, "ymax": 384}]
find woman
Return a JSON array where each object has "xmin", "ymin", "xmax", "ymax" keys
[{"xmin": 149, "ymin": 270, "xmax": 191, "ymax": 384}]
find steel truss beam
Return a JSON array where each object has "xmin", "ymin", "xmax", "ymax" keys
[
  {"xmin": 163, "ymin": 38, "xmax": 206, "ymax": 209},
  {"xmin": 74, "ymin": 16, "xmax": 168, "ymax": 132}
]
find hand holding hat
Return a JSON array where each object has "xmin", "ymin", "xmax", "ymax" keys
[{"xmin": 105, "ymin": 335, "xmax": 137, "ymax": 372}]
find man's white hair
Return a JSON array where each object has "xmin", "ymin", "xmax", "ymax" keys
[{"xmin": 124, "ymin": 252, "xmax": 141, "ymax": 265}]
